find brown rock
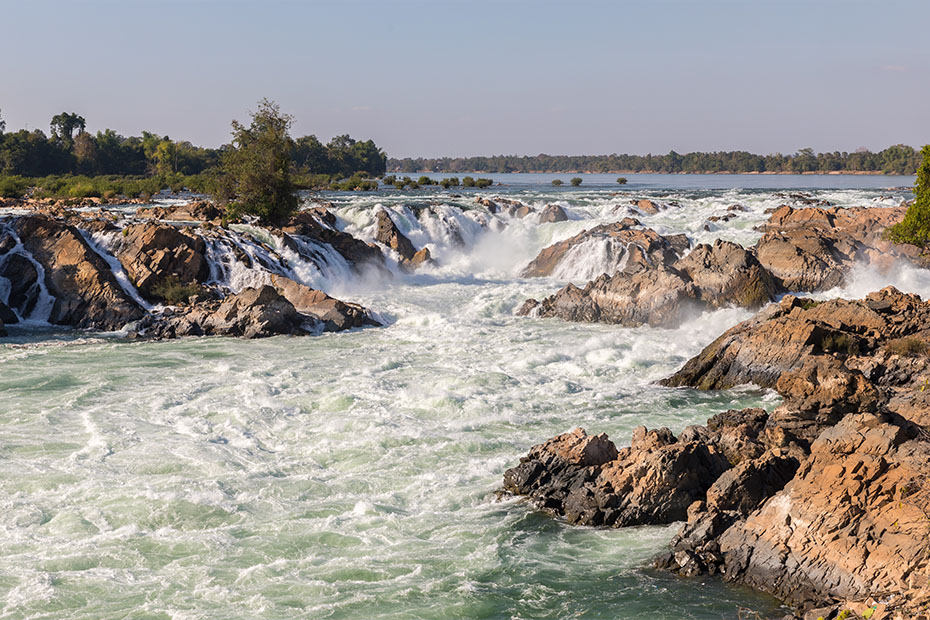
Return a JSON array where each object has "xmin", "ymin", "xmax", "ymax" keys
[
  {"xmin": 269, "ymin": 274, "xmax": 379, "ymax": 332},
  {"xmin": 539, "ymin": 204, "xmax": 568, "ymax": 223},
  {"xmin": 116, "ymin": 221, "xmax": 209, "ymax": 299}
]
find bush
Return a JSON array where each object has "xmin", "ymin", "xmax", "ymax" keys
[
  {"xmin": 0, "ymin": 176, "xmax": 29, "ymax": 198},
  {"xmin": 150, "ymin": 275, "xmax": 203, "ymax": 305},
  {"xmin": 820, "ymin": 332, "xmax": 859, "ymax": 356},
  {"xmin": 570, "ymin": 177, "xmax": 582, "ymax": 187},
  {"xmin": 382, "ymin": 175, "xmax": 396, "ymax": 185},
  {"xmin": 462, "ymin": 176, "xmax": 476, "ymax": 187},
  {"xmin": 475, "ymin": 177, "xmax": 493, "ymax": 188},
  {"xmin": 617, "ymin": 177, "xmax": 628, "ymax": 185},
  {"xmin": 886, "ymin": 144, "xmax": 930, "ymax": 246},
  {"xmin": 551, "ymin": 179, "xmax": 563, "ymax": 186},
  {"xmin": 885, "ymin": 337, "xmax": 927, "ymax": 357}
]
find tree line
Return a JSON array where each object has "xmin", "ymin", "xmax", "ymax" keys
[
  {"xmin": 389, "ymin": 146, "xmax": 922, "ymax": 175},
  {"xmin": 0, "ymin": 107, "xmax": 386, "ymax": 180}
]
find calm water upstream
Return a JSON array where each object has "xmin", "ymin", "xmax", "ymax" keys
[{"xmin": 1, "ymin": 174, "xmax": 923, "ymax": 619}]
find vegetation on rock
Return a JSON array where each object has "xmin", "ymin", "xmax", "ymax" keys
[{"xmin": 886, "ymin": 144, "xmax": 930, "ymax": 246}]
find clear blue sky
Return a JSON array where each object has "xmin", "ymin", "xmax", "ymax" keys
[{"xmin": 1, "ymin": 0, "xmax": 927, "ymax": 157}]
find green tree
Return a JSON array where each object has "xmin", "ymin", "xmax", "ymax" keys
[
  {"xmin": 570, "ymin": 177, "xmax": 582, "ymax": 186},
  {"xmin": 886, "ymin": 145, "xmax": 930, "ymax": 246},
  {"xmin": 219, "ymin": 99, "xmax": 298, "ymax": 224},
  {"xmin": 616, "ymin": 177, "xmax": 628, "ymax": 185},
  {"xmin": 552, "ymin": 179, "xmax": 563, "ymax": 186},
  {"xmin": 50, "ymin": 112, "xmax": 86, "ymax": 147}
]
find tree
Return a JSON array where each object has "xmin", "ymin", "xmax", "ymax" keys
[
  {"xmin": 886, "ymin": 145, "xmax": 930, "ymax": 246},
  {"xmin": 219, "ymin": 99, "xmax": 298, "ymax": 224},
  {"xmin": 50, "ymin": 112, "xmax": 86, "ymax": 146},
  {"xmin": 616, "ymin": 177, "xmax": 628, "ymax": 185},
  {"xmin": 552, "ymin": 179, "xmax": 563, "ymax": 186},
  {"xmin": 570, "ymin": 177, "xmax": 582, "ymax": 186}
]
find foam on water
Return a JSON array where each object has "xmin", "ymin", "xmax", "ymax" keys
[{"xmin": 0, "ymin": 180, "xmax": 920, "ymax": 619}]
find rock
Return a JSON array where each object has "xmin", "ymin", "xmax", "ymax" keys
[
  {"xmin": 130, "ymin": 285, "xmax": 310, "ymax": 339},
  {"xmin": 502, "ymin": 426, "xmax": 730, "ymax": 528},
  {"xmin": 518, "ymin": 265, "xmax": 698, "ymax": 327},
  {"xmin": 662, "ymin": 287, "xmax": 930, "ymax": 392},
  {"xmin": 0, "ymin": 299, "xmax": 16, "ymax": 325},
  {"xmin": 269, "ymin": 274, "xmax": 379, "ymax": 332},
  {"xmin": 409, "ymin": 247, "xmax": 432, "ymax": 268},
  {"xmin": 135, "ymin": 200, "xmax": 223, "ymax": 222},
  {"xmin": 520, "ymin": 223, "xmax": 681, "ymax": 278},
  {"xmin": 633, "ymin": 199, "xmax": 661, "ymax": 214},
  {"xmin": 674, "ymin": 240, "xmax": 778, "ymax": 309},
  {"xmin": 520, "ymin": 238, "xmax": 776, "ymax": 327},
  {"xmin": 10, "ymin": 215, "xmax": 144, "ymax": 330},
  {"xmin": 0, "ymin": 252, "xmax": 40, "ymax": 317},
  {"xmin": 375, "ymin": 209, "xmax": 417, "ymax": 261},
  {"xmin": 279, "ymin": 210, "xmax": 386, "ymax": 273},
  {"xmin": 539, "ymin": 204, "xmax": 568, "ymax": 223},
  {"xmin": 704, "ymin": 451, "xmax": 799, "ymax": 515},
  {"xmin": 115, "ymin": 221, "xmax": 210, "ymax": 300},
  {"xmin": 717, "ymin": 413, "xmax": 929, "ymax": 611}
]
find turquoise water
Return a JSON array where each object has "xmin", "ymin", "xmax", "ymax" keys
[{"xmin": 1, "ymin": 177, "xmax": 921, "ymax": 619}]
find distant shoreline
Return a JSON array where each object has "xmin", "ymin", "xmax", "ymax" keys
[{"xmin": 387, "ymin": 169, "xmax": 910, "ymax": 176}]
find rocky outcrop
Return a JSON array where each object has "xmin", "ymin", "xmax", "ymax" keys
[
  {"xmin": 129, "ymin": 285, "xmax": 311, "ymax": 339},
  {"xmin": 520, "ymin": 222, "xmax": 682, "ymax": 278},
  {"xmin": 269, "ymin": 275, "xmax": 379, "ymax": 332},
  {"xmin": 9, "ymin": 215, "xmax": 144, "ymax": 330},
  {"xmin": 503, "ymin": 426, "xmax": 731, "ymax": 527},
  {"xmin": 519, "ymin": 238, "xmax": 777, "ymax": 327},
  {"xmin": 519, "ymin": 205, "xmax": 926, "ymax": 329},
  {"xmin": 374, "ymin": 209, "xmax": 430, "ymax": 270},
  {"xmin": 115, "ymin": 221, "xmax": 210, "ymax": 300},
  {"xmin": 135, "ymin": 201, "xmax": 224, "ymax": 222},
  {"xmin": 0, "ymin": 252, "xmax": 40, "ymax": 318},
  {"xmin": 633, "ymin": 199, "xmax": 661, "ymax": 215},
  {"xmin": 539, "ymin": 204, "xmax": 568, "ymax": 223},
  {"xmin": 508, "ymin": 287, "xmax": 930, "ymax": 617},
  {"xmin": 279, "ymin": 210, "xmax": 386, "ymax": 273}
]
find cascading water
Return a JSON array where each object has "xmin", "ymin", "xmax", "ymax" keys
[
  {"xmin": 0, "ymin": 175, "xmax": 923, "ymax": 619},
  {"xmin": 0, "ymin": 221, "xmax": 56, "ymax": 323}
]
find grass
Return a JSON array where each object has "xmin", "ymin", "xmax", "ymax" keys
[
  {"xmin": 885, "ymin": 336, "xmax": 928, "ymax": 357},
  {"xmin": 820, "ymin": 332, "xmax": 860, "ymax": 356},
  {"xmin": 150, "ymin": 275, "xmax": 204, "ymax": 305}
]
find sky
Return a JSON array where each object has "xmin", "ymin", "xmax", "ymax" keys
[{"xmin": 1, "ymin": 0, "xmax": 928, "ymax": 158}]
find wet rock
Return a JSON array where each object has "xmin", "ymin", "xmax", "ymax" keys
[
  {"xmin": 520, "ymin": 223, "xmax": 681, "ymax": 278},
  {"xmin": 130, "ymin": 285, "xmax": 310, "ymax": 339},
  {"xmin": 269, "ymin": 274, "xmax": 379, "ymax": 332},
  {"xmin": 11, "ymin": 215, "xmax": 144, "ymax": 330},
  {"xmin": 115, "ymin": 221, "xmax": 210, "ymax": 300},
  {"xmin": 0, "ymin": 299, "xmax": 15, "ymax": 327},
  {"xmin": 280, "ymin": 210, "xmax": 386, "ymax": 273},
  {"xmin": 539, "ymin": 204, "xmax": 568, "ymax": 223},
  {"xmin": 0, "ymin": 252, "xmax": 40, "ymax": 317},
  {"xmin": 502, "ymin": 426, "xmax": 730, "ymax": 527},
  {"xmin": 375, "ymin": 209, "xmax": 417, "ymax": 261},
  {"xmin": 674, "ymin": 240, "xmax": 778, "ymax": 309},
  {"xmin": 633, "ymin": 199, "xmax": 661, "ymax": 214},
  {"xmin": 135, "ymin": 200, "xmax": 223, "ymax": 222}
]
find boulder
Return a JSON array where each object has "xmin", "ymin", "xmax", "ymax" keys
[
  {"xmin": 130, "ymin": 285, "xmax": 309, "ymax": 339},
  {"xmin": 502, "ymin": 426, "xmax": 730, "ymax": 528},
  {"xmin": 0, "ymin": 252, "xmax": 40, "ymax": 317},
  {"xmin": 633, "ymin": 199, "xmax": 661, "ymax": 214},
  {"xmin": 11, "ymin": 215, "xmax": 144, "ymax": 330},
  {"xmin": 116, "ymin": 221, "xmax": 210, "ymax": 299},
  {"xmin": 280, "ymin": 210, "xmax": 386, "ymax": 273},
  {"xmin": 269, "ymin": 274, "xmax": 379, "ymax": 332},
  {"xmin": 674, "ymin": 240, "xmax": 778, "ymax": 309},
  {"xmin": 539, "ymin": 204, "xmax": 568, "ymax": 223},
  {"xmin": 375, "ymin": 209, "xmax": 417, "ymax": 261},
  {"xmin": 520, "ymin": 223, "xmax": 681, "ymax": 278}
]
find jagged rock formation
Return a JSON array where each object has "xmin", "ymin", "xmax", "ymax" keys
[
  {"xmin": 505, "ymin": 287, "xmax": 930, "ymax": 618},
  {"xmin": 519, "ymin": 205, "xmax": 926, "ymax": 329},
  {"xmin": 116, "ymin": 221, "xmax": 211, "ymax": 300},
  {"xmin": 7, "ymin": 215, "xmax": 144, "ymax": 329},
  {"xmin": 374, "ymin": 209, "xmax": 431, "ymax": 270}
]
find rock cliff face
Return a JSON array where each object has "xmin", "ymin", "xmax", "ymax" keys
[
  {"xmin": 116, "ymin": 221, "xmax": 211, "ymax": 300},
  {"xmin": 505, "ymin": 287, "xmax": 930, "ymax": 618},
  {"xmin": 374, "ymin": 209, "xmax": 431, "ymax": 270},
  {"xmin": 8, "ymin": 215, "xmax": 144, "ymax": 330},
  {"xmin": 519, "ymin": 205, "xmax": 926, "ymax": 329}
]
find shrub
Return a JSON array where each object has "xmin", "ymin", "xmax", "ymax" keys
[
  {"xmin": 820, "ymin": 332, "xmax": 859, "ymax": 356},
  {"xmin": 150, "ymin": 275, "xmax": 203, "ymax": 305},
  {"xmin": 798, "ymin": 298, "xmax": 821, "ymax": 310},
  {"xmin": 462, "ymin": 176, "xmax": 476, "ymax": 187},
  {"xmin": 475, "ymin": 177, "xmax": 493, "ymax": 188},
  {"xmin": 886, "ymin": 144, "xmax": 930, "ymax": 246},
  {"xmin": 570, "ymin": 177, "xmax": 582, "ymax": 186},
  {"xmin": 0, "ymin": 176, "xmax": 29, "ymax": 198},
  {"xmin": 885, "ymin": 337, "xmax": 927, "ymax": 357},
  {"xmin": 617, "ymin": 177, "xmax": 628, "ymax": 185},
  {"xmin": 382, "ymin": 175, "xmax": 396, "ymax": 185},
  {"xmin": 551, "ymin": 179, "xmax": 563, "ymax": 186}
]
